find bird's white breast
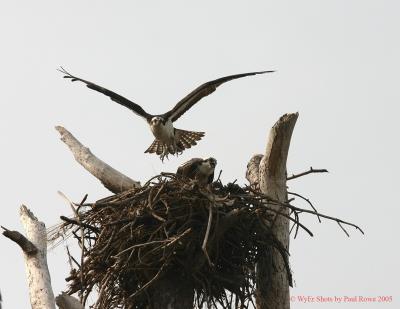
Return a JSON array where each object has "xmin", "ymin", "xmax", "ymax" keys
[{"xmin": 150, "ymin": 119, "xmax": 175, "ymax": 142}]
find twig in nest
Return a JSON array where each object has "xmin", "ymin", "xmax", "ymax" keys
[
  {"xmin": 216, "ymin": 170, "xmax": 223, "ymax": 182},
  {"xmin": 57, "ymin": 191, "xmax": 86, "ymax": 302},
  {"xmin": 60, "ymin": 216, "xmax": 99, "ymax": 233},
  {"xmin": 202, "ymin": 203, "xmax": 214, "ymax": 267},
  {"xmin": 128, "ymin": 259, "xmax": 169, "ymax": 299}
]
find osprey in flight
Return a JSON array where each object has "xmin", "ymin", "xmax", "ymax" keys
[
  {"xmin": 177, "ymin": 157, "xmax": 217, "ymax": 186},
  {"xmin": 59, "ymin": 68, "xmax": 273, "ymax": 160}
]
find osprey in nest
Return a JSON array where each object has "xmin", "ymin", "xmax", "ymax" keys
[
  {"xmin": 177, "ymin": 157, "xmax": 217, "ymax": 186},
  {"xmin": 59, "ymin": 68, "xmax": 273, "ymax": 161}
]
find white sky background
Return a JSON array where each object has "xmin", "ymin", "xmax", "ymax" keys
[{"xmin": 1, "ymin": 1, "xmax": 399, "ymax": 308}]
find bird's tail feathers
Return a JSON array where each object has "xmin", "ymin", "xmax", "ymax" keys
[
  {"xmin": 175, "ymin": 129, "xmax": 205, "ymax": 151},
  {"xmin": 145, "ymin": 139, "xmax": 164, "ymax": 155},
  {"xmin": 144, "ymin": 129, "xmax": 204, "ymax": 160}
]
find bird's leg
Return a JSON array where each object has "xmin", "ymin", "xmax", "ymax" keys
[
  {"xmin": 165, "ymin": 142, "xmax": 181, "ymax": 159},
  {"xmin": 160, "ymin": 147, "xmax": 169, "ymax": 162},
  {"xmin": 172, "ymin": 140, "xmax": 179, "ymax": 157}
]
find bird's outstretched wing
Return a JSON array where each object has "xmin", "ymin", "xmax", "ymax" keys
[
  {"xmin": 164, "ymin": 70, "xmax": 274, "ymax": 122},
  {"xmin": 59, "ymin": 67, "xmax": 153, "ymax": 121}
]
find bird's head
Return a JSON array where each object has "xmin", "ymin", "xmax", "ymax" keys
[
  {"xmin": 204, "ymin": 157, "xmax": 217, "ymax": 169},
  {"xmin": 150, "ymin": 116, "xmax": 164, "ymax": 126}
]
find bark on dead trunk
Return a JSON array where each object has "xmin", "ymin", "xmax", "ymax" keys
[{"xmin": 247, "ymin": 113, "xmax": 298, "ymax": 309}]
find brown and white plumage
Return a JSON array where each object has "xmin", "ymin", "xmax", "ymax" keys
[
  {"xmin": 59, "ymin": 68, "xmax": 274, "ymax": 161},
  {"xmin": 176, "ymin": 157, "xmax": 217, "ymax": 185},
  {"xmin": 145, "ymin": 129, "xmax": 204, "ymax": 155}
]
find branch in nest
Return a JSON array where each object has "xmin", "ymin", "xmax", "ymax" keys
[
  {"xmin": 202, "ymin": 204, "xmax": 214, "ymax": 267},
  {"xmin": 287, "ymin": 167, "xmax": 328, "ymax": 181},
  {"xmin": 60, "ymin": 216, "xmax": 100, "ymax": 233}
]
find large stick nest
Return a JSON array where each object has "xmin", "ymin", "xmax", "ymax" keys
[{"xmin": 50, "ymin": 173, "xmax": 360, "ymax": 308}]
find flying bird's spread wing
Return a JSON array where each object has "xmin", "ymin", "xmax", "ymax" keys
[
  {"xmin": 164, "ymin": 70, "xmax": 274, "ymax": 122},
  {"xmin": 59, "ymin": 67, "xmax": 153, "ymax": 121}
]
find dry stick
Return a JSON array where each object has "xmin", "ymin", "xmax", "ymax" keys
[
  {"xmin": 60, "ymin": 216, "xmax": 99, "ymax": 233},
  {"xmin": 114, "ymin": 239, "xmax": 170, "ymax": 257},
  {"xmin": 216, "ymin": 170, "xmax": 223, "ymax": 182},
  {"xmin": 287, "ymin": 167, "xmax": 328, "ymax": 181},
  {"xmin": 129, "ymin": 260, "xmax": 169, "ymax": 299},
  {"xmin": 288, "ymin": 191, "xmax": 321, "ymax": 223},
  {"xmin": 241, "ymin": 195, "xmax": 314, "ymax": 236},
  {"xmin": 337, "ymin": 221, "xmax": 350, "ymax": 237},
  {"xmin": 94, "ymin": 273, "xmax": 112, "ymax": 308},
  {"xmin": 280, "ymin": 197, "xmax": 361, "ymax": 235},
  {"xmin": 286, "ymin": 202, "xmax": 364, "ymax": 235},
  {"xmin": 202, "ymin": 203, "xmax": 214, "ymax": 267},
  {"xmin": 66, "ymin": 246, "xmax": 81, "ymax": 268},
  {"xmin": 58, "ymin": 191, "xmax": 86, "ymax": 303},
  {"xmin": 164, "ymin": 228, "xmax": 191, "ymax": 248},
  {"xmin": 76, "ymin": 194, "xmax": 88, "ymax": 213},
  {"xmin": 248, "ymin": 189, "xmax": 364, "ymax": 235}
]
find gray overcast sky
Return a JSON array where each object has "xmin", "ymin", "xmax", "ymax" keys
[{"xmin": 1, "ymin": 1, "xmax": 399, "ymax": 308}]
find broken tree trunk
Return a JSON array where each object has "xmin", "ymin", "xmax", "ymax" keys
[
  {"xmin": 2, "ymin": 206, "xmax": 56, "ymax": 309},
  {"xmin": 246, "ymin": 113, "xmax": 298, "ymax": 309}
]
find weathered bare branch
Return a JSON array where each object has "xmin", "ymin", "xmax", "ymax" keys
[
  {"xmin": 287, "ymin": 191, "xmax": 321, "ymax": 223},
  {"xmin": 1, "ymin": 226, "xmax": 38, "ymax": 255},
  {"xmin": 2, "ymin": 206, "xmax": 56, "ymax": 309},
  {"xmin": 287, "ymin": 167, "xmax": 328, "ymax": 181},
  {"xmin": 55, "ymin": 126, "xmax": 140, "ymax": 194}
]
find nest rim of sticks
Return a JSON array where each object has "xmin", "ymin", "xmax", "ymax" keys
[{"xmin": 51, "ymin": 173, "xmax": 363, "ymax": 309}]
